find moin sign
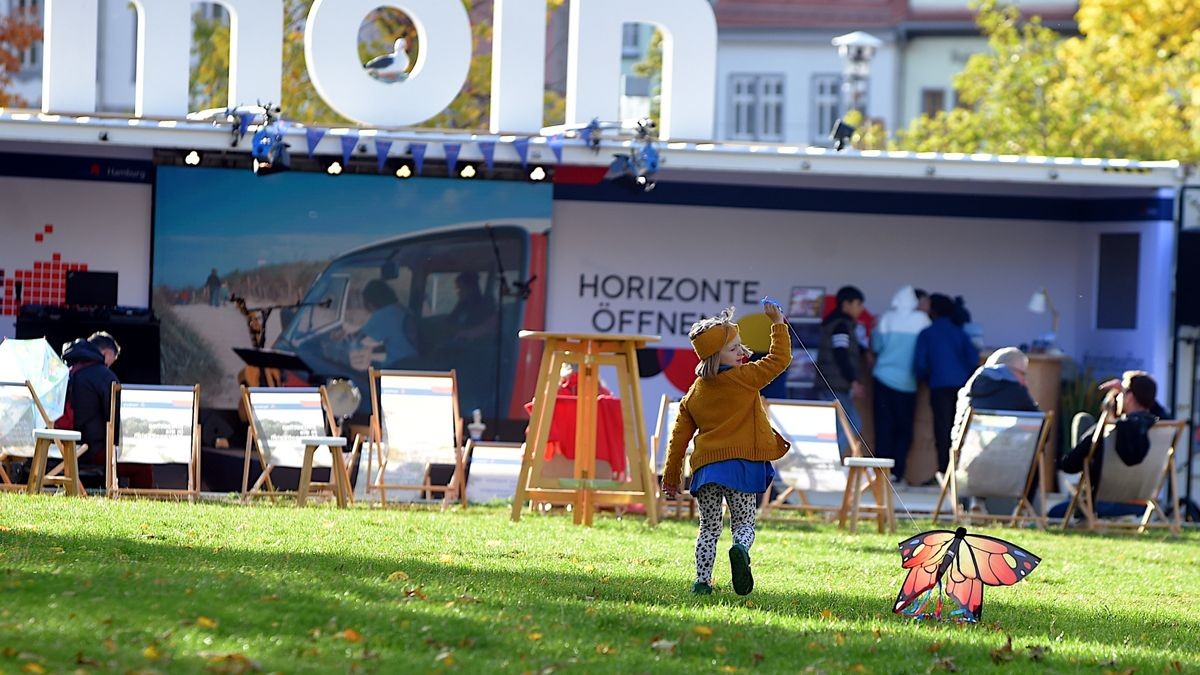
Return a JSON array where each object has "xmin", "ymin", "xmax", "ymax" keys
[{"xmin": 41, "ymin": 0, "xmax": 717, "ymax": 140}]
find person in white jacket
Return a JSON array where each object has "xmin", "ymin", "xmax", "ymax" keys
[{"xmin": 871, "ymin": 285, "xmax": 931, "ymax": 485}]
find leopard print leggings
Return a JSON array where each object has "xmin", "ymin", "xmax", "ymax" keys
[{"xmin": 694, "ymin": 483, "xmax": 759, "ymax": 585}]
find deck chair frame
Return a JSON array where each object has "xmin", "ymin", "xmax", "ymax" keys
[
  {"xmin": 1060, "ymin": 414, "xmax": 1184, "ymax": 535},
  {"xmin": 0, "ymin": 380, "xmax": 86, "ymax": 493},
  {"xmin": 649, "ymin": 395, "xmax": 695, "ymax": 520},
  {"xmin": 760, "ymin": 398, "xmax": 863, "ymax": 520},
  {"xmin": 106, "ymin": 383, "xmax": 201, "ymax": 501},
  {"xmin": 366, "ymin": 368, "xmax": 465, "ymax": 508},
  {"xmin": 933, "ymin": 408, "xmax": 1053, "ymax": 528},
  {"xmin": 241, "ymin": 385, "xmax": 360, "ymax": 504}
]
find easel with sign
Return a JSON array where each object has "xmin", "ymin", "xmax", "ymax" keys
[{"xmin": 512, "ymin": 332, "xmax": 659, "ymax": 526}]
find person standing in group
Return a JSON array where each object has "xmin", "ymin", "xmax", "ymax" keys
[
  {"xmin": 816, "ymin": 286, "xmax": 866, "ymax": 455},
  {"xmin": 871, "ymin": 286, "xmax": 930, "ymax": 486},
  {"xmin": 662, "ymin": 304, "xmax": 791, "ymax": 596},
  {"xmin": 204, "ymin": 268, "xmax": 222, "ymax": 307},
  {"xmin": 914, "ymin": 293, "xmax": 980, "ymax": 475}
]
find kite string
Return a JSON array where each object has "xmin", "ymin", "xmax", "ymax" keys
[{"xmin": 779, "ymin": 317, "xmax": 925, "ymax": 532}]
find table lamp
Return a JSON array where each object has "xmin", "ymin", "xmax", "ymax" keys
[{"xmin": 1028, "ymin": 288, "xmax": 1059, "ymax": 336}]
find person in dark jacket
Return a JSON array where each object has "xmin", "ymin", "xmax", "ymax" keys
[
  {"xmin": 1050, "ymin": 371, "xmax": 1167, "ymax": 519},
  {"xmin": 914, "ymin": 293, "xmax": 980, "ymax": 474},
  {"xmin": 816, "ymin": 286, "xmax": 865, "ymax": 455},
  {"xmin": 61, "ymin": 334, "xmax": 119, "ymax": 486}
]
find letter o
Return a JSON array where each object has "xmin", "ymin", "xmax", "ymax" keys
[
  {"xmin": 592, "ymin": 308, "xmax": 616, "ymax": 332},
  {"xmin": 304, "ymin": 0, "xmax": 471, "ymax": 127}
]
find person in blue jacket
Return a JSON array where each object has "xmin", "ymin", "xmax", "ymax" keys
[{"xmin": 914, "ymin": 293, "xmax": 979, "ymax": 474}]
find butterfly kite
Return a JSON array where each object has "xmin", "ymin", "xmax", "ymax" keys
[{"xmin": 893, "ymin": 527, "xmax": 1040, "ymax": 623}]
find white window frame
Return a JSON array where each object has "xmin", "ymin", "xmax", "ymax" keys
[
  {"xmin": 728, "ymin": 73, "xmax": 786, "ymax": 142},
  {"xmin": 811, "ymin": 73, "xmax": 842, "ymax": 146}
]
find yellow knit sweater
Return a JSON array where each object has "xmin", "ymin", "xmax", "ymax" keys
[{"xmin": 662, "ymin": 323, "xmax": 793, "ymax": 487}]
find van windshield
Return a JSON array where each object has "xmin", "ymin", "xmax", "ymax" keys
[{"xmin": 276, "ymin": 227, "xmax": 528, "ymax": 418}]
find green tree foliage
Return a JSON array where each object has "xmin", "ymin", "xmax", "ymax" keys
[
  {"xmin": 0, "ymin": 8, "xmax": 41, "ymax": 107},
  {"xmin": 191, "ymin": 0, "xmax": 565, "ymax": 129},
  {"xmin": 893, "ymin": 0, "xmax": 1200, "ymax": 162},
  {"xmin": 632, "ymin": 30, "xmax": 663, "ymax": 129}
]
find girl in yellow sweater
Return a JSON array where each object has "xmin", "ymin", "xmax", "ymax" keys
[{"xmin": 662, "ymin": 303, "xmax": 791, "ymax": 595}]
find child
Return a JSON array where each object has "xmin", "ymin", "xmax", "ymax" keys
[{"xmin": 662, "ymin": 304, "xmax": 791, "ymax": 595}]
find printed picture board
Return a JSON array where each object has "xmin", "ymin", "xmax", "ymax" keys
[
  {"xmin": 368, "ymin": 371, "xmax": 461, "ymax": 502},
  {"xmin": 115, "ymin": 386, "xmax": 196, "ymax": 464},
  {"xmin": 956, "ymin": 410, "xmax": 1046, "ymax": 498},
  {"xmin": 768, "ymin": 400, "xmax": 844, "ymax": 492},
  {"xmin": 465, "ymin": 441, "xmax": 524, "ymax": 504},
  {"xmin": 247, "ymin": 388, "xmax": 331, "ymax": 468}
]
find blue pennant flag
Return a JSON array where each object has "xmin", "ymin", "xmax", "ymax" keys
[
  {"xmin": 410, "ymin": 143, "xmax": 427, "ymax": 175},
  {"xmin": 547, "ymin": 135, "xmax": 565, "ymax": 164},
  {"xmin": 478, "ymin": 140, "xmax": 497, "ymax": 172},
  {"xmin": 374, "ymin": 140, "xmax": 393, "ymax": 173},
  {"xmin": 443, "ymin": 143, "xmax": 462, "ymax": 174},
  {"xmin": 512, "ymin": 137, "xmax": 531, "ymax": 167},
  {"xmin": 237, "ymin": 112, "xmax": 254, "ymax": 140},
  {"xmin": 305, "ymin": 127, "xmax": 326, "ymax": 158},
  {"xmin": 340, "ymin": 133, "xmax": 359, "ymax": 167}
]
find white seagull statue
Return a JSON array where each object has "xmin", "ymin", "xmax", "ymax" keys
[{"xmin": 364, "ymin": 38, "xmax": 411, "ymax": 83}]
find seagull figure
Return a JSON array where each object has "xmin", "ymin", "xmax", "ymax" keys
[{"xmin": 364, "ymin": 38, "xmax": 411, "ymax": 83}]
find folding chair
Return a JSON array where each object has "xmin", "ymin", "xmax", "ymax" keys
[
  {"xmin": 932, "ymin": 408, "xmax": 1053, "ymax": 528},
  {"xmin": 1061, "ymin": 416, "xmax": 1185, "ymax": 534},
  {"xmin": 760, "ymin": 399, "xmax": 854, "ymax": 519},
  {"xmin": 365, "ymin": 369, "xmax": 465, "ymax": 507},
  {"xmin": 241, "ymin": 386, "xmax": 360, "ymax": 506},
  {"xmin": 649, "ymin": 395, "xmax": 696, "ymax": 519},
  {"xmin": 107, "ymin": 383, "xmax": 202, "ymax": 500},
  {"xmin": 0, "ymin": 380, "xmax": 86, "ymax": 494}
]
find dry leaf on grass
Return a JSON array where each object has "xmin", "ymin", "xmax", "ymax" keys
[
  {"xmin": 1026, "ymin": 645, "xmax": 1051, "ymax": 662},
  {"xmin": 527, "ymin": 632, "xmax": 543, "ymax": 641},
  {"xmin": 650, "ymin": 639, "xmax": 677, "ymax": 655},
  {"xmin": 989, "ymin": 635, "xmax": 1014, "ymax": 664},
  {"xmin": 386, "ymin": 571, "xmax": 410, "ymax": 582},
  {"xmin": 201, "ymin": 652, "xmax": 262, "ymax": 674},
  {"xmin": 930, "ymin": 656, "xmax": 958, "ymax": 672},
  {"xmin": 594, "ymin": 644, "xmax": 617, "ymax": 655},
  {"xmin": 142, "ymin": 644, "xmax": 162, "ymax": 661},
  {"xmin": 834, "ymin": 633, "xmax": 846, "ymax": 646},
  {"xmin": 927, "ymin": 641, "xmax": 943, "ymax": 653},
  {"xmin": 435, "ymin": 649, "xmax": 455, "ymax": 666},
  {"xmin": 196, "ymin": 616, "xmax": 219, "ymax": 629},
  {"xmin": 21, "ymin": 663, "xmax": 46, "ymax": 674},
  {"xmin": 336, "ymin": 629, "xmax": 363, "ymax": 643},
  {"xmin": 692, "ymin": 625, "xmax": 714, "ymax": 637},
  {"xmin": 819, "ymin": 609, "xmax": 834, "ymax": 620}
]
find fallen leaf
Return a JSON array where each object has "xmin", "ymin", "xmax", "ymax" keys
[
  {"xmin": 650, "ymin": 639, "xmax": 677, "ymax": 654},
  {"xmin": 871, "ymin": 627, "xmax": 882, "ymax": 640},
  {"xmin": 594, "ymin": 644, "xmax": 617, "ymax": 655},
  {"xmin": 744, "ymin": 600, "xmax": 755, "ymax": 609},
  {"xmin": 142, "ymin": 644, "xmax": 161, "ymax": 661},
  {"xmin": 258, "ymin": 594, "xmax": 279, "ymax": 602},
  {"xmin": 990, "ymin": 635, "xmax": 1014, "ymax": 664},
  {"xmin": 201, "ymin": 652, "xmax": 263, "ymax": 674},
  {"xmin": 751, "ymin": 653, "xmax": 765, "ymax": 665},
  {"xmin": 386, "ymin": 571, "xmax": 410, "ymax": 582},
  {"xmin": 834, "ymin": 632, "xmax": 846, "ymax": 646},
  {"xmin": 439, "ymin": 554, "xmax": 454, "ymax": 564},
  {"xmin": 1166, "ymin": 660, "xmax": 1183, "ymax": 673},
  {"xmin": 336, "ymin": 629, "xmax": 363, "ymax": 643},
  {"xmin": 720, "ymin": 667, "xmax": 738, "ymax": 673},
  {"xmin": 714, "ymin": 645, "xmax": 727, "ymax": 654},
  {"xmin": 1026, "ymin": 645, "xmax": 1051, "ymax": 662},
  {"xmin": 819, "ymin": 609, "xmax": 834, "ymax": 620},
  {"xmin": 927, "ymin": 641, "xmax": 943, "ymax": 654},
  {"xmin": 931, "ymin": 656, "xmax": 958, "ymax": 672},
  {"xmin": 21, "ymin": 663, "xmax": 46, "ymax": 674},
  {"xmin": 527, "ymin": 632, "xmax": 543, "ymax": 641},
  {"xmin": 403, "ymin": 586, "xmax": 428, "ymax": 601},
  {"xmin": 102, "ymin": 639, "xmax": 117, "ymax": 654},
  {"xmin": 435, "ymin": 649, "xmax": 455, "ymax": 666},
  {"xmin": 74, "ymin": 653, "xmax": 100, "ymax": 667},
  {"xmin": 457, "ymin": 594, "xmax": 480, "ymax": 604},
  {"xmin": 196, "ymin": 616, "xmax": 219, "ymax": 629},
  {"xmin": 692, "ymin": 625, "xmax": 714, "ymax": 637},
  {"xmin": 849, "ymin": 665, "xmax": 866, "ymax": 673}
]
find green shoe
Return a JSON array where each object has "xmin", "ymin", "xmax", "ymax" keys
[
  {"xmin": 729, "ymin": 544, "xmax": 754, "ymax": 596},
  {"xmin": 691, "ymin": 581, "xmax": 714, "ymax": 595}
]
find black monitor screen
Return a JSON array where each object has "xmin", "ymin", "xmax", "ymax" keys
[{"xmin": 65, "ymin": 270, "xmax": 119, "ymax": 307}]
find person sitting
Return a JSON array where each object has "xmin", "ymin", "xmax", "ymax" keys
[
  {"xmin": 950, "ymin": 347, "xmax": 1040, "ymax": 513},
  {"xmin": 1049, "ymin": 371, "xmax": 1168, "ymax": 519},
  {"xmin": 346, "ymin": 280, "xmax": 418, "ymax": 370},
  {"xmin": 448, "ymin": 271, "xmax": 497, "ymax": 342}
]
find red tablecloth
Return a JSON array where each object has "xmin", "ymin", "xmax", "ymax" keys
[{"xmin": 524, "ymin": 395, "xmax": 626, "ymax": 475}]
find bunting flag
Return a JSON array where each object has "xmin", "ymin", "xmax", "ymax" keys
[
  {"xmin": 580, "ymin": 126, "xmax": 593, "ymax": 148},
  {"xmin": 547, "ymin": 135, "xmax": 565, "ymax": 164},
  {"xmin": 374, "ymin": 140, "xmax": 393, "ymax": 173},
  {"xmin": 512, "ymin": 137, "xmax": 531, "ymax": 167},
  {"xmin": 237, "ymin": 112, "xmax": 254, "ymax": 140},
  {"xmin": 305, "ymin": 128, "xmax": 326, "ymax": 158},
  {"xmin": 340, "ymin": 133, "xmax": 360, "ymax": 167},
  {"xmin": 443, "ymin": 143, "xmax": 462, "ymax": 175},
  {"xmin": 410, "ymin": 143, "xmax": 427, "ymax": 175},
  {"xmin": 478, "ymin": 140, "xmax": 497, "ymax": 172}
]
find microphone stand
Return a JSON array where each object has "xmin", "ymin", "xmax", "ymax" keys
[{"xmin": 485, "ymin": 225, "xmax": 536, "ymax": 439}]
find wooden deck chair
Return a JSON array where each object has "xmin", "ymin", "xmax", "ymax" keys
[
  {"xmin": 760, "ymin": 399, "xmax": 856, "ymax": 519},
  {"xmin": 365, "ymin": 369, "xmax": 465, "ymax": 507},
  {"xmin": 463, "ymin": 439, "xmax": 524, "ymax": 505},
  {"xmin": 649, "ymin": 395, "xmax": 696, "ymax": 519},
  {"xmin": 106, "ymin": 383, "xmax": 201, "ymax": 501},
  {"xmin": 0, "ymin": 380, "xmax": 86, "ymax": 494},
  {"xmin": 241, "ymin": 386, "xmax": 361, "ymax": 504},
  {"xmin": 932, "ymin": 408, "xmax": 1053, "ymax": 528},
  {"xmin": 1061, "ymin": 417, "xmax": 1185, "ymax": 534}
]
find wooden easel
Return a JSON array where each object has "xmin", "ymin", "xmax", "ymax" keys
[{"xmin": 512, "ymin": 331, "xmax": 659, "ymax": 527}]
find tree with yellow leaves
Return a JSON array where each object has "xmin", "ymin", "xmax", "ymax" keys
[
  {"xmin": 0, "ymin": 7, "xmax": 41, "ymax": 107},
  {"xmin": 893, "ymin": 0, "xmax": 1200, "ymax": 162}
]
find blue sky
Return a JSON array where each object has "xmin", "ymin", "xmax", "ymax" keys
[{"xmin": 153, "ymin": 166, "xmax": 552, "ymax": 287}]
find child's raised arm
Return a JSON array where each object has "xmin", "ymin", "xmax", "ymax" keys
[{"xmin": 729, "ymin": 319, "xmax": 792, "ymax": 391}]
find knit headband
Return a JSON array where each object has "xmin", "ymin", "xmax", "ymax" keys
[{"xmin": 691, "ymin": 323, "xmax": 739, "ymax": 360}]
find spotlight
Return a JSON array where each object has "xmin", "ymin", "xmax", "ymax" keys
[
  {"xmin": 529, "ymin": 166, "xmax": 547, "ymax": 182},
  {"xmin": 327, "ymin": 161, "xmax": 343, "ymax": 176},
  {"xmin": 459, "ymin": 164, "xmax": 477, "ymax": 179},
  {"xmin": 829, "ymin": 118, "xmax": 856, "ymax": 151},
  {"xmin": 184, "ymin": 150, "xmax": 201, "ymax": 166},
  {"xmin": 395, "ymin": 164, "xmax": 413, "ymax": 179}
]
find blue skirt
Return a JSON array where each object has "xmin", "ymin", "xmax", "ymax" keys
[{"xmin": 690, "ymin": 459, "xmax": 775, "ymax": 495}]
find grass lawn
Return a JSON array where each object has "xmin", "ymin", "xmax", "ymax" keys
[{"xmin": 1, "ymin": 494, "xmax": 1197, "ymax": 674}]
